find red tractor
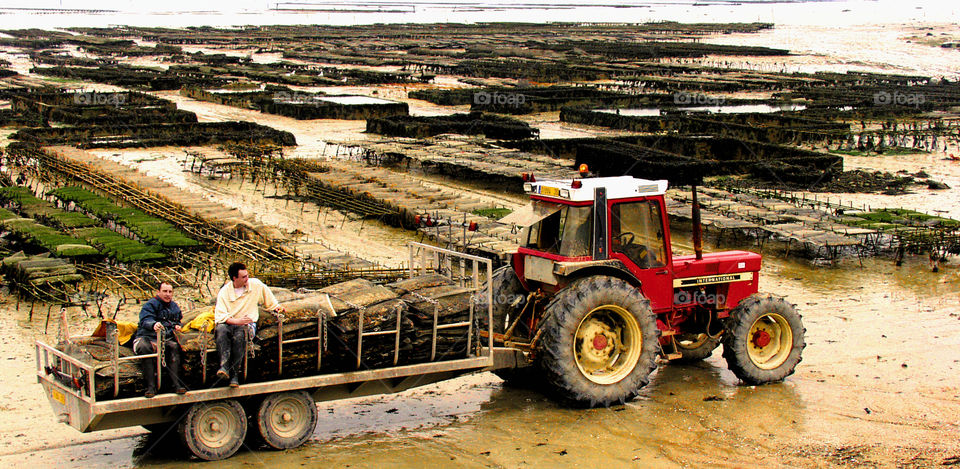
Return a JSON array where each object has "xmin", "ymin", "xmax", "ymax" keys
[{"xmin": 482, "ymin": 173, "xmax": 805, "ymax": 407}]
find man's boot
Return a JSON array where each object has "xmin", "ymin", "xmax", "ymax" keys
[
  {"xmin": 166, "ymin": 341, "xmax": 187, "ymax": 395},
  {"xmin": 228, "ymin": 325, "xmax": 245, "ymax": 387},
  {"xmin": 136, "ymin": 339, "xmax": 158, "ymax": 398},
  {"xmin": 215, "ymin": 324, "xmax": 232, "ymax": 382},
  {"xmin": 142, "ymin": 357, "xmax": 157, "ymax": 398}
]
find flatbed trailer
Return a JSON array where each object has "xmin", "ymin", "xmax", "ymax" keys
[{"xmin": 36, "ymin": 243, "xmax": 528, "ymax": 460}]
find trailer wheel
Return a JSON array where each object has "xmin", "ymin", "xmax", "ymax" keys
[
  {"xmin": 673, "ymin": 333, "xmax": 721, "ymax": 363},
  {"xmin": 179, "ymin": 399, "xmax": 247, "ymax": 461},
  {"xmin": 256, "ymin": 391, "xmax": 318, "ymax": 450},
  {"xmin": 538, "ymin": 276, "xmax": 659, "ymax": 407},
  {"xmin": 722, "ymin": 294, "xmax": 805, "ymax": 385}
]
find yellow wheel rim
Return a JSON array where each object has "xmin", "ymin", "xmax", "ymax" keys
[
  {"xmin": 573, "ymin": 305, "xmax": 642, "ymax": 385},
  {"xmin": 747, "ymin": 313, "xmax": 793, "ymax": 370}
]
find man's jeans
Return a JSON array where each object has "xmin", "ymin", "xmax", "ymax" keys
[
  {"xmin": 215, "ymin": 323, "xmax": 248, "ymax": 379},
  {"xmin": 134, "ymin": 337, "xmax": 182, "ymax": 392}
]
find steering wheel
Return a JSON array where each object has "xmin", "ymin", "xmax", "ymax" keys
[{"xmin": 616, "ymin": 232, "xmax": 660, "ymax": 267}]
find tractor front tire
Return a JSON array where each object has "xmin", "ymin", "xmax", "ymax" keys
[
  {"xmin": 674, "ymin": 333, "xmax": 722, "ymax": 363},
  {"xmin": 722, "ymin": 294, "xmax": 805, "ymax": 385},
  {"xmin": 538, "ymin": 276, "xmax": 659, "ymax": 407},
  {"xmin": 476, "ymin": 265, "xmax": 527, "ymax": 334},
  {"xmin": 476, "ymin": 265, "xmax": 537, "ymax": 385}
]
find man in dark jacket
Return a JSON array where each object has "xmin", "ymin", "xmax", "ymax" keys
[{"xmin": 134, "ymin": 282, "xmax": 186, "ymax": 397}]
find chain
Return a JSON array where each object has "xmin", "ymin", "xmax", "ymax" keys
[
  {"xmin": 56, "ymin": 306, "xmax": 66, "ymax": 343},
  {"xmin": 322, "ymin": 314, "xmax": 328, "ymax": 352}
]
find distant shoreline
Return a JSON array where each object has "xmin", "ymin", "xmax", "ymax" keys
[{"xmin": 0, "ymin": 0, "xmax": 954, "ymax": 29}]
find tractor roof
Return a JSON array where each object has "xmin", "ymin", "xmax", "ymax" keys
[{"xmin": 524, "ymin": 176, "xmax": 668, "ymax": 202}]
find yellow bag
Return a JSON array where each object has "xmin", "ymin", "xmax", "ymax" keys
[
  {"xmin": 91, "ymin": 319, "xmax": 138, "ymax": 345},
  {"xmin": 181, "ymin": 310, "xmax": 216, "ymax": 333}
]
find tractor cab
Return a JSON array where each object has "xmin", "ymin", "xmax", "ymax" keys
[
  {"xmin": 503, "ymin": 175, "xmax": 674, "ymax": 311},
  {"xmin": 502, "ymin": 174, "xmax": 761, "ymax": 314}
]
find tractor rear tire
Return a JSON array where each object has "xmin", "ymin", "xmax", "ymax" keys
[
  {"xmin": 722, "ymin": 294, "xmax": 805, "ymax": 385},
  {"xmin": 673, "ymin": 333, "xmax": 722, "ymax": 363},
  {"xmin": 538, "ymin": 276, "xmax": 659, "ymax": 407}
]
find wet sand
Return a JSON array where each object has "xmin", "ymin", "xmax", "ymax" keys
[{"xmin": 697, "ymin": 23, "xmax": 960, "ymax": 80}]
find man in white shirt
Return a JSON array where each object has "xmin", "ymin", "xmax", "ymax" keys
[{"xmin": 214, "ymin": 262, "xmax": 285, "ymax": 387}]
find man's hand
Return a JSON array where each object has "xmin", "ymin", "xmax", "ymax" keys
[
  {"xmin": 174, "ymin": 325, "xmax": 182, "ymax": 332},
  {"xmin": 226, "ymin": 316, "xmax": 254, "ymax": 326},
  {"xmin": 153, "ymin": 322, "xmax": 164, "ymax": 332}
]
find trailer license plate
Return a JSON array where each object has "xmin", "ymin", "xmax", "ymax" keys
[{"xmin": 51, "ymin": 389, "xmax": 65, "ymax": 405}]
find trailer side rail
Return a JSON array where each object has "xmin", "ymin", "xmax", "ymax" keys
[{"xmin": 408, "ymin": 241, "xmax": 494, "ymax": 357}]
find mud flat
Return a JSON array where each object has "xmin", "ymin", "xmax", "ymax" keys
[
  {"xmin": 181, "ymin": 86, "xmax": 411, "ymax": 120},
  {"xmin": 666, "ymin": 185, "xmax": 960, "ymax": 263},
  {"xmin": 206, "ymin": 143, "xmax": 527, "ymax": 262},
  {"xmin": 327, "ymin": 135, "xmax": 577, "ymax": 189}
]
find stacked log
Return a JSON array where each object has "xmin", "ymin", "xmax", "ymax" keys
[
  {"xmin": 2, "ymin": 251, "xmax": 84, "ymax": 286},
  {"xmin": 55, "ymin": 275, "xmax": 478, "ymax": 400}
]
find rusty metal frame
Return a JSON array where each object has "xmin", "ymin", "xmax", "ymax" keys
[
  {"xmin": 106, "ymin": 321, "xmax": 163, "ymax": 398},
  {"xmin": 274, "ymin": 310, "xmax": 328, "ymax": 375},
  {"xmin": 408, "ymin": 241, "xmax": 493, "ymax": 356}
]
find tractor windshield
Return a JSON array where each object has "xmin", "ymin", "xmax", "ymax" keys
[{"xmin": 516, "ymin": 202, "xmax": 593, "ymax": 257}]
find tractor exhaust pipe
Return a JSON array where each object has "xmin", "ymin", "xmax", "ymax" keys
[{"xmin": 692, "ymin": 185, "xmax": 703, "ymax": 260}]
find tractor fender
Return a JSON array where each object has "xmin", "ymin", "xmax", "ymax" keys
[{"xmin": 554, "ymin": 260, "xmax": 642, "ymax": 289}]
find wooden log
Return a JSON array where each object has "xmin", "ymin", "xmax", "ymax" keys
[
  {"xmin": 384, "ymin": 274, "xmax": 453, "ymax": 295},
  {"xmin": 30, "ymin": 273, "xmax": 85, "ymax": 284}
]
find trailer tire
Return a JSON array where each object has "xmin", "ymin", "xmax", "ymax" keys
[
  {"xmin": 256, "ymin": 391, "xmax": 318, "ymax": 450},
  {"xmin": 722, "ymin": 294, "xmax": 805, "ymax": 385},
  {"xmin": 538, "ymin": 276, "xmax": 659, "ymax": 407},
  {"xmin": 179, "ymin": 399, "xmax": 247, "ymax": 461}
]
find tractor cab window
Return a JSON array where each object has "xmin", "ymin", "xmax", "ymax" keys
[
  {"xmin": 516, "ymin": 203, "xmax": 592, "ymax": 258},
  {"xmin": 610, "ymin": 200, "xmax": 667, "ymax": 269}
]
